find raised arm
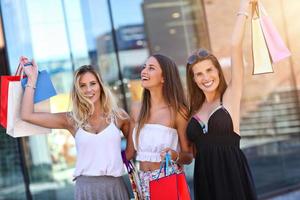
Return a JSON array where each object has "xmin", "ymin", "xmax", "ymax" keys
[
  {"xmin": 20, "ymin": 57, "xmax": 74, "ymax": 134},
  {"xmin": 224, "ymin": 0, "xmax": 256, "ymax": 132},
  {"xmin": 228, "ymin": 0, "xmax": 254, "ymax": 97}
]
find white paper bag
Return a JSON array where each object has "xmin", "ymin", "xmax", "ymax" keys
[{"xmin": 6, "ymin": 81, "xmax": 51, "ymax": 137}]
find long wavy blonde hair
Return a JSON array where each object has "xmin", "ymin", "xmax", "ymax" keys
[{"xmin": 70, "ymin": 65, "xmax": 126, "ymax": 129}]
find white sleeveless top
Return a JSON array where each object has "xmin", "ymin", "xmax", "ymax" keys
[
  {"xmin": 132, "ymin": 124, "xmax": 179, "ymax": 162},
  {"xmin": 73, "ymin": 120, "xmax": 124, "ymax": 178}
]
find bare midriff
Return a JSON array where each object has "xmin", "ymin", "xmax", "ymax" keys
[{"xmin": 139, "ymin": 161, "xmax": 161, "ymax": 171}]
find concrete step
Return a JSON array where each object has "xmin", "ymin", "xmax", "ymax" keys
[
  {"xmin": 241, "ymin": 114, "xmax": 300, "ymax": 125},
  {"xmin": 243, "ymin": 108, "xmax": 300, "ymax": 119},
  {"xmin": 267, "ymin": 90, "xmax": 300, "ymax": 100},
  {"xmin": 241, "ymin": 126, "xmax": 300, "ymax": 137},
  {"xmin": 241, "ymin": 120, "xmax": 300, "ymax": 131},
  {"xmin": 255, "ymin": 102, "xmax": 299, "ymax": 112}
]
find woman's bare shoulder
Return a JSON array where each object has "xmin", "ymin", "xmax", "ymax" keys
[{"xmin": 130, "ymin": 101, "xmax": 141, "ymax": 122}]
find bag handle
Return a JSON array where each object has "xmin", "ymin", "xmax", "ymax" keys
[
  {"xmin": 16, "ymin": 58, "xmax": 33, "ymax": 78},
  {"xmin": 17, "ymin": 56, "xmax": 34, "ymax": 78},
  {"xmin": 252, "ymin": 1, "xmax": 268, "ymax": 18},
  {"xmin": 121, "ymin": 150, "xmax": 135, "ymax": 173},
  {"xmin": 155, "ymin": 153, "xmax": 176, "ymax": 180},
  {"xmin": 258, "ymin": 1, "xmax": 268, "ymax": 17},
  {"xmin": 15, "ymin": 63, "xmax": 24, "ymax": 76},
  {"xmin": 251, "ymin": 1, "xmax": 260, "ymax": 19}
]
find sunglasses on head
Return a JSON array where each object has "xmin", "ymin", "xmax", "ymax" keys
[{"xmin": 187, "ymin": 49, "xmax": 209, "ymax": 65}]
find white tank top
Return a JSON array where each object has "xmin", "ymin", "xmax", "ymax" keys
[
  {"xmin": 132, "ymin": 124, "xmax": 179, "ymax": 162},
  {"xmin": 73, "ymin": 119, "xmax": 124, "ymax": 178}
]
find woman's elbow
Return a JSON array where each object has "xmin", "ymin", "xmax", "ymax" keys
[
  {"xmin": 186, "ymin": 153, "xmax": 194, "ymax": 165},
  {"xmin": 125, "ymin": 149, "xmax": 135, "ymax": 160},
  {"xmin": 20, "ymin": 111, "xmax": 31, "ymax": 122},
  {"xmin": 180, "ymin": 152, "xmax": 193, "ymax": 165}
]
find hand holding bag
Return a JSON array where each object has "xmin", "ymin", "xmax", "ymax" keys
[
  {"xmin": 21, "ymin": 69, "xmax": 57, "ymax": 103},
  {"xmin": 121, "ymin": 151, "xmax": 142, "ymax": 200},
  {"xmin": 251, "ymin": 1, "xmax": 291, "ymax": 75},
  {"xmin": 149, "ymin": 153, "xmax": 191, "ymax": 200},
  {"xmin": 251, "ymin": 2, "xmax": 274, "ymax": 74},
  {"xmin": 6, "ymin": 61, "xmax": 53, "ymax": 137}
]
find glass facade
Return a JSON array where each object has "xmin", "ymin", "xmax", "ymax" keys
[
  {"xmin": 0, "ymin": 0, "xmax": 299, "ymax": 199},
  {"xmin": 0, "ymin": 128, "xmax": 27, "ymax": 200}
]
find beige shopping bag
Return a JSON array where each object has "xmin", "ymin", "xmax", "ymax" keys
[
  {"xmin": 6, "ymin": 81, "xmax": 51, "ymax": 137},
  {"xmin": 251, "ymin": 2, "xmax": 273, "ymax": 75}
]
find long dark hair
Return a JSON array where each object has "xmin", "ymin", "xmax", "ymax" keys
[
  {"xmin": 136, "ymin": 54, "xmax": 188, "ymax": 145},
  {"xmin": 186, "ymin": 49, "xmax": 227, "ymax": 117}
]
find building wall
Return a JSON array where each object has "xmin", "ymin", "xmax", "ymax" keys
[
  {"xmin": 204, "ymin": 0, "xmax": 300, "ymax": 115},
  {"xmin": 1, "ymin": 0, "xmax": 300, "ymax": 199}
]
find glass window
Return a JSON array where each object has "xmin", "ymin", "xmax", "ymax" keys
[
  {"xmin": 6, "ymin": 0, "xmax": 300, "ymax": 199},
  {"xmin": 0, "ymin": 128, "xmax": 27, "ymax": 199},
  {"xmin": 1, "ymin": 0, "xmax": 209, "ymax": 199}
]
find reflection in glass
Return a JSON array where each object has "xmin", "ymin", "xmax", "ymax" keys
[
  {"xmin": 0, "ymin": 130, "xmax": 26, "ymax": 199},
  {"xmin": 2, "ymin": 0, "xmax": 299, "ymax": 199}
]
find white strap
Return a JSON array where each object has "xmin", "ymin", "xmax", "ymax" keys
[{"xmin": 258, "ymin": 1, "xmax": 268, "ymax": 17}]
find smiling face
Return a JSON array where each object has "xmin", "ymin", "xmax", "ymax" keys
[
  {"xmin": 140, "ymin": 56, "xmax": 164, "ymax": 89},
  {"xmin": 192, "ymin": 59, "xmax": 220, "ymax": 94},
  {"xmin": 78, "ymin": 72, "xmax": 101, "ymax": 104}
]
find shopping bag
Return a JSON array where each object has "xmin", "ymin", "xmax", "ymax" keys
[
  {"xmin": 21, "ymin": 70, "xmax": 57, "ymax": 103},
  {"xmin": 259, "ymin": 3, "xmax": 291, "ymax": 63},
  {"xmin": 6, "ymin": 81, "xmax": 51, "ymax": 137},
  {"xmin": 177, "ymin": 173, "xmax": 191, "ymax": 200},
  {"xmin": 150, "ymin": 172, "xmax": 190, "ymax": 200},
  {"xmin": 0, "ymin": 65, "xmax": 23, "ymax": 128},
  {"xmin": 149, "ymin": 153, "xmax": 191, "ymax": 200},
  {"xmin": 0, "ymin": 75, "xmax": 21, "ymax": 128},
  {"xmin": 121, "ymin": 151, "xmax": 142, "ymax": 200},
  {"xmin": 251, "ymin": 2, "xmax": 273, "ymax": 75}
]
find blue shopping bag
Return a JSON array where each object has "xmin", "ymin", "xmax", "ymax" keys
[{"xmin": 21, "ymin": 70, "xmax": 57, "ymax": 103}]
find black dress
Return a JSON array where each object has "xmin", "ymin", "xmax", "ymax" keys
[{"xmin": 187, "ymin": 102, "xmax": 257, "ymax": 200}]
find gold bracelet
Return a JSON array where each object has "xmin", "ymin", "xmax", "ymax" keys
[
  {"xmin": 237, "ymin": 11, "xmax": 249, "ymax": 18},
  {"xmin": 25, "ymin": 84, "xmax": 36, "ymax": 89}
]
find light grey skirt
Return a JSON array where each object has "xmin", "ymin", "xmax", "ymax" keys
[{"xmin": 75, "ymin": 176, "xmax": 130, "ymax": 200}]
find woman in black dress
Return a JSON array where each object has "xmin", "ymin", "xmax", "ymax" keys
[{"xmin": 185, "ymin": 0, "xmax": 257, "ymax": 199}]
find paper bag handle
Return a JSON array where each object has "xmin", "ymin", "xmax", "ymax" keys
[{"xmin": 15, "ymin": 63, "xmax": 24, "ymax": 77}]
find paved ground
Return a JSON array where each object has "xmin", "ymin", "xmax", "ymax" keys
[{"xmin": 269, "ymin": 190, "xmax": 300, "ymax": 200}]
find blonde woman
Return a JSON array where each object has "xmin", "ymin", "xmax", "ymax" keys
[
  {"xmin": 20, "ymin": 57, "xmax": 130, "ymax": 200},
  {"xmin": 126, "ymin": 54, "xmax": 193, "ymax": 199}
]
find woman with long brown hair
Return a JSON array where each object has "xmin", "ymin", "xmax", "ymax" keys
[
  {"xmin": 185, "ymin": 0, "xmax": 258, "ymax": 199},
  {"xmin": 126, "ymin": 54, "xmax": 193, "ymax": 199},
  {"xmin": 20, "ymin": 57, "xmax": 130, "ymax": 199}
]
